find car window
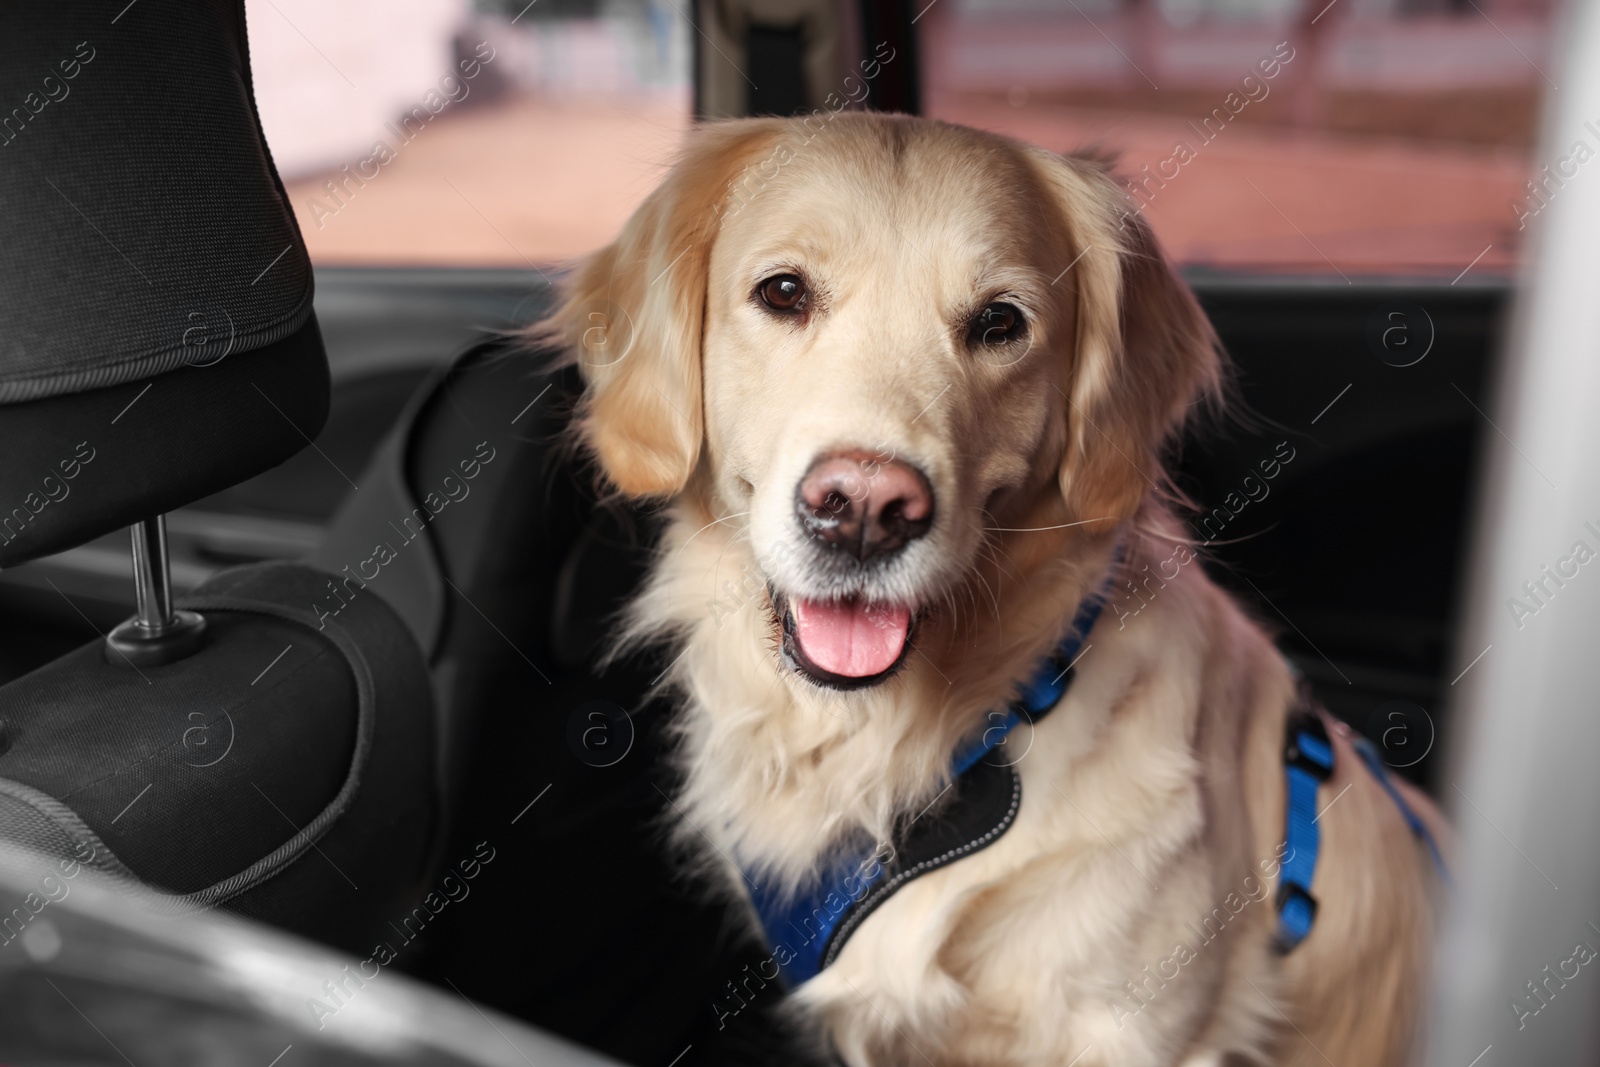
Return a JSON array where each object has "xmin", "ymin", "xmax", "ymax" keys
[
  {"xmin": 921, "ymin": 0, "xmax": 1556, "ymax": 279},
  {"xmin": 247, "ymin": 0, "xmax": 690, "ymax": 267},
  {"xmin": 247, "ymin": 0, "xmax": 1555, "ymax": 279}
]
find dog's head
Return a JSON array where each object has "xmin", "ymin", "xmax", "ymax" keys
[{"xmin": 551, "ymin": 115, "xmax": 1220, "ymax": 691}]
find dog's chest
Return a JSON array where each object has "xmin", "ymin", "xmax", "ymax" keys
[
  {"xmin": 786, "ymin": 712, "xmax": 1217, "ymax": 1064},
  {"xmin": 788, "ymin": 749, "xmax": 1101, "ymax": 1057}
]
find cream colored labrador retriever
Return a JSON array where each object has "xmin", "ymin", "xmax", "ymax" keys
[{"xmin": 538, "ymin": 113, "xmax": 1443, "ymax": 1067}]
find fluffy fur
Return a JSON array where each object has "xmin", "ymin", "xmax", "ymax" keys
[{"xmin": 539, "ymin": 113, "xmax": 1443, "ymax": 1066}]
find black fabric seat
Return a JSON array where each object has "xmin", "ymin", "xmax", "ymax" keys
[
  {"xmin": 0, "ymin": 0, "xmax": 321, "ymax": 553},
  {"xmin": 0, "ymin": 0, "xmax": 440, "ymax": 956},
  {"xmin": 0, "ymin": 327, "xmax": 328, "ymax": 562},
  {"xmin": 0, "ymin": 562, "xmax": 436, "ymax": 949}
]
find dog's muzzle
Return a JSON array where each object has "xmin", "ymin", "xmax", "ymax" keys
[{"xmin": 777, "ymin": 449, "xmax": 934, "ymax": 687}]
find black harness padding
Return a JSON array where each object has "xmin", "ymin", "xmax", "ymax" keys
[{"xmin": 823, "ymin": 753, "xmax": 1024, "ymax": 969}]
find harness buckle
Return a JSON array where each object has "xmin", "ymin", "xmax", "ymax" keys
[
  {"xmin": 1284, "ymin": 711, "xmax": 1334, "ymax": 783},
  {"xmin": 1274, "ymin": 881, "xmax": 1319, "ymax": 952}
]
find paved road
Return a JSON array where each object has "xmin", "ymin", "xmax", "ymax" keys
[{"xmin": 288, "ymin": 91, "xmax": 1525, "ymax": 280}]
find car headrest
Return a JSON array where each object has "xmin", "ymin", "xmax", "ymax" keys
[{"xmin": 0, "ymin": 0, "xmax": 329, "ymax": 567}]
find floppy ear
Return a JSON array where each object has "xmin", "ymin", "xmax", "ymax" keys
[
  {"xmin": 543, "ymin": 121, "xmax": 781, "ymax": 498},
  {"xmin": 1026, "ymin": 150, "xmax": 1224, "ymax": 532}
]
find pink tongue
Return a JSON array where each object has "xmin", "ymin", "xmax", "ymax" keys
[{"xmin": 791, "ymin": 597, "xmax": 911, "ymax": 678}]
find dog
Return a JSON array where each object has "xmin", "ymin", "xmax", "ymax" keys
[{"xmin": 538, "ymin": 113, "xmax": 1446, "ymax": 1066}]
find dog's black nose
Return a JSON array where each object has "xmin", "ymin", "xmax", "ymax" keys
[{"xmin": 796, "ymin": 450, "xmax": 934, "ymax": 562}]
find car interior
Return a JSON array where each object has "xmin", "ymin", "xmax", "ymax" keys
[{"xmin": 0, "ymin": 0, "xmax": 1589, "ymax": 1063}]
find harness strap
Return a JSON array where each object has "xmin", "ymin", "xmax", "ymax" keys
[
  {"xmin": 1353, "ymin": 737, "xmax": 1451, "ymax": 886},
  {"xmin": 1276, "ymin": 708, "xmax": 1333, "ymax": 952},
  {"xmin": 949, "ymin": 580, "xmax": 1114, "ymax": 777},
  {"xmin": 1275, "ymin": 697, "xmax": 1452, "ymax": 953},
  {"xmin": 748, "ymin": 559, "xmax": 1119, "ymax": 987}
]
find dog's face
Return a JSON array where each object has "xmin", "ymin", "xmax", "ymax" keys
[{"xmin": 557, "ymin": 115, "xmax": 1218, "ymax": 690}]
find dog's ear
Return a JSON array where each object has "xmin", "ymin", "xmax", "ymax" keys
[
  {"xmin": 1027, "ymin": 150, "xmax": 1224, "ymax": 532},
  {"xmin": 543, "ymin": 122, "xmax": 780, "ymax": 497}
]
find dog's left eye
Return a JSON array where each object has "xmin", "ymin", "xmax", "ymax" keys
[
  {"xmin": 758, "ymin": 274, "xmax": 808, "ymax": 314},
  {"xmin": 968, "ymin": 302, "xmax": 1026, "ymax": 346}
]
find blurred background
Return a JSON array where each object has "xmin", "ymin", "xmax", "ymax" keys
[
  {"xmin": 249, "ymin": 0, "xmax": 1550, "ymax": 274},
  {"xmin": 0, "ymin": 1, "xmax": 1588, "ymax": 1062}
]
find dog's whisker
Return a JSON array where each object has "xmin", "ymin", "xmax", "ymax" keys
[
  {"xmin": 1123, "ymin": 514, "xmax": 1278, "ymax": 551},
  {"xmin": 973, "ymin": 508, "xmax": 1029, "ymax": 586},
  {"xmin": 984, "ymin": 517, "xmax": 1117, "ymax": 533},
  {"xmin": 706, "ymin": 519, "xmax": 753, "ymax": 591},
  {"xmin": 992, "ymin": 549, "xmax": 1025, "ymax": 587},
  {"xmin": 1124, "ymin": 518, "xmax": 1192, "ymax": 547},
  {"xmin": 675, "ymin": 510, "xmax": 751, "ymax": 559},
  {"xmin": 1188, "ymin": 524, "xmax": 1280, "ymax": 548},
  {"xmin": 947, "ymin": 574, "xmax": 976, "ymax": 634},
  {"xmin": 977, "ymin": 537, "xmax": 1023, "ymax": 589},
  {"xmin": 970, "ymin": 562, "xmax": 1002, "ymax": 622}
]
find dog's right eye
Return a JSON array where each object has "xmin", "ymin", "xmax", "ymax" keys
[
  {"xmin": 968, "ymin": 302, "xmax": 1026, "ymax": 347},
  {"xmin": 758, "ymin": 274, "xmax": 808, "ymax": 314}
]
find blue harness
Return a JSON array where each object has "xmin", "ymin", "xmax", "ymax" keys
[
  {"xmin": 1276, "ymin": 709, "xmax": 1335, "ymax": 949},
  {"xmin": 743, "ymin": 564, "xmax": 1450, "ymax": 981},
  {"xmin": 1275, "ymin": 691, "xmax": 1450, "ymax": 951},
  {"xmin": 746, "ymin": 573, "xmax": 1115, "ymax": 987}
]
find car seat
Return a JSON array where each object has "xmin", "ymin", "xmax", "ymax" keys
[{"xmin": 0, "ymin": 0, "xmax": 437, "ymax": 955}]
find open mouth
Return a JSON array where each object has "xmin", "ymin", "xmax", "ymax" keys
[{"xmin": 773, "ymin": 589, "xmax": 916, "ymax": 690}]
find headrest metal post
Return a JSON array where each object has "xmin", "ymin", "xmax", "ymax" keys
[
  {"xmin": 131, "ymin": 516, "xmax": 174, "ymax": 631},
  {"xmin": 105, "ymin": 514, "xmax": 207, "ymax": 667}
]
